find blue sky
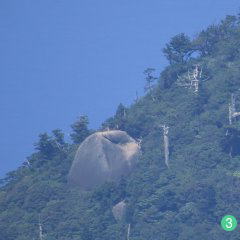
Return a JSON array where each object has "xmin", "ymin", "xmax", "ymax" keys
[{"xmin": 0, "ymin": 0, "xmax": 239, "ymax": 177}]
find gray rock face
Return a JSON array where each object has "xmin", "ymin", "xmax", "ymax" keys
[
  {"xmin": 112, "ymin": 200, "xmax": 127, "ymax": 222},
  {"xmin": 68, "ymin": 130, "xmax": 141, "ymax": 190}
]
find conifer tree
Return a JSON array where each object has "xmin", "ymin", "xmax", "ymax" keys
[{"xmin": 70, "ymin": 115, "xmax": 90, "ymax": 144}]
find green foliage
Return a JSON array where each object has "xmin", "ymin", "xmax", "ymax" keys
[
  {"xmin": 102, "ymin": 103, "xmax": 128, "ymax": 131},
  {"xmin": 52, "ymin": 129, "xmax": 65, "ymax": 146},
  {"xmin": 143, "ymin": 68, "xmax": 158, "ymax": 92},
  {"xmin": 163, "ymin": 33, "xmax": 192, "ymax": 64},
  {"xmin": 70, "ymin": 115, "xmax": 91, "ymax": 144},
  {"xmin": 35, "ymin": 133, "xmax": 56, "ymax": 158},
  {"xmin": 221, "ymin": 126, "xmax": 240, "ymax": 157}
]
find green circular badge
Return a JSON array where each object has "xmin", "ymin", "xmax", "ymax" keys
[{"xmin": 221, "ymin": 215, "xmax": 237, "ymax": 231}]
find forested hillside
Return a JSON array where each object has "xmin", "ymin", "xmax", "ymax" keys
[{"xmin": 1, "ymin": 14, "xmax": 240, "ymax": 240}]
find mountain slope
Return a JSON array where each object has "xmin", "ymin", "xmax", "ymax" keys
[{"xmin": 1, "ymin": 14, "xmax": 240, "ymax": 240}]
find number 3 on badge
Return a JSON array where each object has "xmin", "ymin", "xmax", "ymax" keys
[{"xmin": 221, "ymin": 215, "xmax": 237, "ymax": 231}]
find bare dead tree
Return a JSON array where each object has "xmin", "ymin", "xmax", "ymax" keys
[
  {"xmin": 136, "ymin": 137, "xmax": 143, "ymax": 149},
  {"xmin": 123, "ymin": 108, "xmax": 126, "ymax": 117},
  {"xmin": 229, "ymin": 93, "xmax": 240, "ymax": 125},
  {"xmin": 226, "ymin": 93, "xmax": 240, "ymax": 157},
  {"xmin": 23, "ymin": 158, "xmax": 31, "ymax": 168},
  {"xmin": 227, "ymin": 93, "xmax": 240, "ymax": 157},
  {"xmin": 26, "ymin": 159, "xmax": 30, "ymax": 167},
  {"xmin": 54, "ymin": 141, "xmax": 63, "ymax": 151},
  {"xmin": 127, "ymin": 224, "xmax": 131, "ymax": 240},
  {"xmin": 159, "ymin": 125, "xmax": 170, "ymax": 168},
  {"xmin": 52, "ymin": 140, "xmax": 68, "ymax": 154},
  {"xmin": 38, "ymin": 216, "xmax": 44, "ymax": 240},
  {"xmin": 177, "ymin": 65, "xmax": 209, "ymax": 94}
]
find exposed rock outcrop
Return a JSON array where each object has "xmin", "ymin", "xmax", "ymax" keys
[
  {"xmin": 68, "ymin": 130, "xmax": 141, "ymax": 190},
  {"xmin": 112, "ymin": 200, "xmax": 127, "ymax": 222}
]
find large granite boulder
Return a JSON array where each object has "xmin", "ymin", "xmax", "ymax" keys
[{"xmin": 68, "ymin": 130, "xmax": 141, "ymax": 190}]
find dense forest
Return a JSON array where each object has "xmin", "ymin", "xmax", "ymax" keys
[{"xmin": 1, "ymin": 14, "xmax": 240, "ymax": 239}]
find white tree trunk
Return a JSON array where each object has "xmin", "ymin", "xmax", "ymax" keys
[
  {"xmin": 177, "ymin": 65, "xmax": 208, "ymax": 94},
  {"xmin": 229, "ymin": 93, "xmax": 240, "ymax": 125},
  {"xmin": 127, "ymin": 224, "xmax": 131, "ymax": 240},
  {"xmin": 39, "ymin": 223, "xmax": 43, "ymax": 240},
  {"xmin": 160, "ymin": 125, "xmax": 170, "ymax": 168},
  {"xmin": 38, "ymin": 216, "xmax": 44, "ymax": 240},
  {"xmin": 164, "ymin": 130, "xmax": 170, "ymax": 168}
]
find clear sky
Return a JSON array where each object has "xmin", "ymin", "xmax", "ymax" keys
[{"xmin": 0, "ymin": 0, "xmax": 239, "ymax": 178}]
